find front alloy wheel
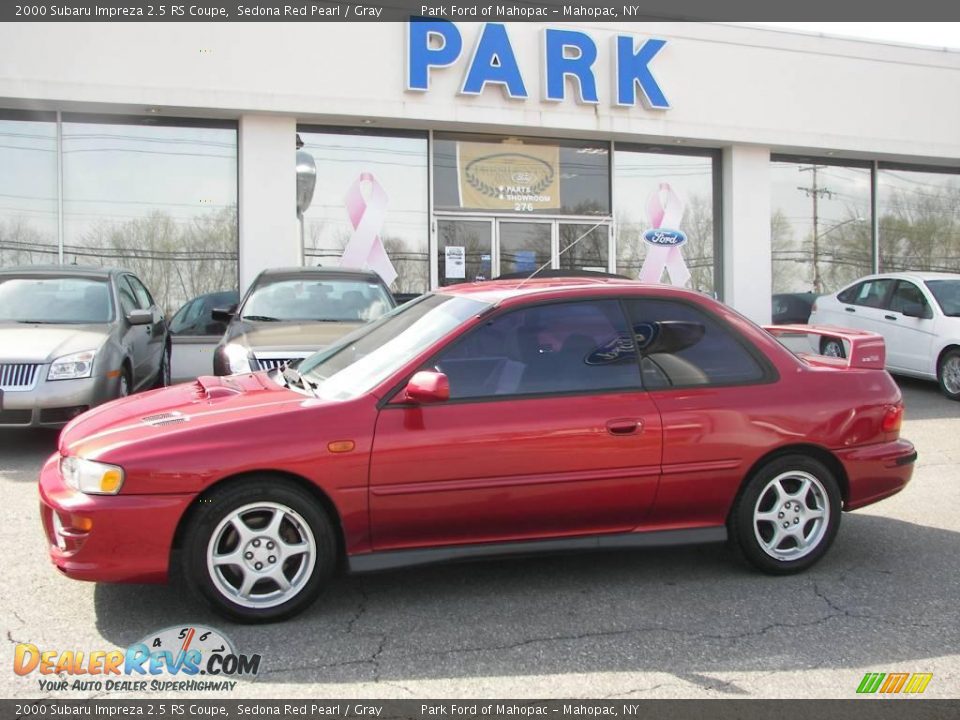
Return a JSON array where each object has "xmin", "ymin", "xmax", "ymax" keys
[
  {"xmin": 730, "ymin": 454, "xmax": 841, "ymax": 574},
  {"xmin": 938, "ymin": 349, "xmax": 960, "ymax": 401},
  {"xmin": 178, "ymin": 480, "xmax": 336, "ymax": 622}
]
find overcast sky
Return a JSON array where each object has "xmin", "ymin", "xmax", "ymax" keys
[{"xmin": 735, "ymin": 23, "xmax": 960, "ymax": 50}]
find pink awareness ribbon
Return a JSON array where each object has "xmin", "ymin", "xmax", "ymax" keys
[
  {"xmin": 638, "ymin": 182, "xmax": 692, "ymax": 287},
  {"xmin": 340, "ymin": 172, "xmax": 398, "ymax": 287}
]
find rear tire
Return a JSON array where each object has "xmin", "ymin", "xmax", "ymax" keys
[
  {"xmin": 729, "ymin": 454, "xmax": 841, "ymax": 575},
  {"xmin": 176, "ymin": 479, "xmax": 337, "ymax": 622},
  {"xmin": 938, "ymin": 349, "xmax": 960, "ymax": 401},
  {"xmin": 154, "ymin": 343, "xmax": 171, "ymax": 389},
  {"xmin": 820, "ymin": 337, "xmax": 846, "ymax": 359}
]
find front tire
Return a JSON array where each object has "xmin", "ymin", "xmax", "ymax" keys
[
  {"xmin": 176, "ymin": 480, "xmax": 337, "ymax": 622},
  {"xmin": 938, "ymin": 349, "xmax": 960, "ymax": 401},
  {"xmin": 154, "ymin": 343, "xmax": 171, "ymax": 389},
  {"xmin": 729, "ymin": 454, "xmax": 841, "ymax": 575}
]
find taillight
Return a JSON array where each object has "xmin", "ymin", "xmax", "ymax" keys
[{"xmin": 882, "ymin": 404, "xmax": 903, "ymax": 434}]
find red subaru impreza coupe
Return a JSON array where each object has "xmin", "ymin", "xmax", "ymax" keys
[{"xmin": 39, "ymin": 279, "xmax": 916, "ymax": 622}]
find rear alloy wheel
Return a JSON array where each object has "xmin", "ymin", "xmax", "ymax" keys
[
  {"xmin": 118, "ymin": 368, "xmax": 131, "ymax": 398},
  {"xmin": 177, "ymin": 480, "xmax": 336, "ymax": 622},
  {"xmin": 938, "ymin": 349, "xmax": 960, "ymax": 401},
  {"xmin": 820, "ymin": 337, "xmax": 846, "ymax": 359},
  {"xmin": 729, "ymin": 454, "xmax": 841, "ymax": 574}
]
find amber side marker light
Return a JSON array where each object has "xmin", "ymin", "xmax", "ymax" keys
[
  {"xmin": 70, "ymin": 515, "xmax": 94, "ymax": 532},
  {"xmin": 882, "ymin": 405, "xmax": 904, "ymax": 434},
  {"xmin": 328, "ymin": 440, "xmax": 355, "ymax": 454}
]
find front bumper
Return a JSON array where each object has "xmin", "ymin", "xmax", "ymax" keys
[
  {"xmin": 38, "ymin": 454, "xmax": 194, "ymax": 583},
  {"xmin": 837, "ymin": 438, "xmax": 917, "ymax": 511},
  {"xmin": 1, "ymin": 372, "xmax": 118, "ymax": 428}
]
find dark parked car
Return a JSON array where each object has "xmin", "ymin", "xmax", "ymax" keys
[
  {"xmin": 212, "ymin": 267, "xmax": 396, "ymax": 375},
  {"xmin": 0, "ymin": 265, "xmax": 169, "ymax": 428},
  {"xmin": 168, "ymin": 290, "xmax": 240, "ymax": 382},
  {"xmin": 772, "ymin": 292, "xmax": 816, "ymax": 325}
]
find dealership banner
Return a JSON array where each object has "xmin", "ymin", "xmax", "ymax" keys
[
  {"xmin": 1, "ymin": 0, "xmax": 956, "ymax": 21},
  {"xmin": 457, "ymin": 141, "xmax": 560, "ymax": 213},
  {"xmin": 3, "ymin": 699, "xmax": 958, "ymax": 719}
]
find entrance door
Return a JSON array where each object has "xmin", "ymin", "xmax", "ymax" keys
[{"xmin": 434, "ymin": 217, "xmax": 613, "ymax": 285}]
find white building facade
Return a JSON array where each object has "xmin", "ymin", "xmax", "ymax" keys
[{"xmin": 0, "ymin": 21, "xmax": 958, "ymax": 323}]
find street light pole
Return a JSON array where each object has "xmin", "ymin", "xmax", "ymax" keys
[{"xmin": 798, "ymin": 165, "xmax": 833, "ymax": 294}]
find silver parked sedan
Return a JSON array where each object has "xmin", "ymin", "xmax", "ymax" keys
[{"xmin": 0, "ymin": 265, "xmax": 170, "ymax": 428}]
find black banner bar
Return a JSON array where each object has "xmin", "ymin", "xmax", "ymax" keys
[{"xmin": 4, "ymin": 0, "xmax": 960, "ymax": 21}]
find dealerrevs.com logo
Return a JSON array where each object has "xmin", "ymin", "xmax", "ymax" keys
[{"xmin": 13, "ymin": 625, "xmax": 261, "ymax": 693}]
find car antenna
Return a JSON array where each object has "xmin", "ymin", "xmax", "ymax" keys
[{"xmin": 514, "ymin": 218, "xmax": 613, "ymax": 289}]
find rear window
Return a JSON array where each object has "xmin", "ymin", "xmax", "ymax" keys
[
  {"xmin": 242, "ymin": 277, "xmax": 392, "ymax": 323},
  {"xmin": 0, "ymin": 276, "xmax": 113, "ymax": 324}
]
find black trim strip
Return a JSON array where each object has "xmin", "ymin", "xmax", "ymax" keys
[
  {"xmin": 348, "ymin": 526, "xmax": 727, "ymax": 573},
  {"xmin": 895, "ymin": 451, "xmax": 919, "ymax": 467}
]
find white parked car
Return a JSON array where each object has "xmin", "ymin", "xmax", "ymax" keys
[{"xmin": 809, "ymin": 272, "xmax": 960, "ymax": 400}]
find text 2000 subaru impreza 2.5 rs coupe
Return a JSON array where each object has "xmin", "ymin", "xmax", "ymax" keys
[{"xmin": 39, "ymin": 279, "xmax": 917, "ymax": 622}]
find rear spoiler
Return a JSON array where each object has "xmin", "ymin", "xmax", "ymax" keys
[{"xmin": 764, "ymin": 324, "xmax": 886, "ymax": 370}]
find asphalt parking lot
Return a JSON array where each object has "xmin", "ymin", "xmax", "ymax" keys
[{"xmin": 1, "ymin": 376, "xmax": 958, "ymax": 700}]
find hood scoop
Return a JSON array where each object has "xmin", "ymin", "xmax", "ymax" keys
[
  {"xmin": 141, "ymin": 411, "xmax": 188, "ymax": 427},
  {"xmin": 193, "ymin": 375, "xmax": 243, "ymax": 400}
]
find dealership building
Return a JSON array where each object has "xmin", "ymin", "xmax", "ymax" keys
[{"xmin": 0, "ymin": 21, "xmax": 958, "ymax": 323}]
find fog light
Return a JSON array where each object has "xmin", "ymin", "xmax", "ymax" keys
[{"xmin": 70, "ymin": 515, "xmax": 94, "ymax": 532}]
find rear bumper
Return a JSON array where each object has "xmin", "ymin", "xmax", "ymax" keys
[
  {"xmin": 38, "ymin": 453, "xmax": 193, "ymax": 583},
  {"xmin": 837, "ymin": 439, "xmax": 917, "ymax": 511}
]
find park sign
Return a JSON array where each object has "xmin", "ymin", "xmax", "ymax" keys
[{"xmin": 406, "ymin": 20, "xmax": 670, "ymax": 109}]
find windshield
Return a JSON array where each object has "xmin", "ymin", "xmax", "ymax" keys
[
  {"xmin": 242, "ymin": 277, "xmax": 393, "ymax": 323},
  {"xmin": 0, "ymin": 277, "xmax": 114, "ymax": 324},
  {"xmin": 925, "ymin": 279, "xmax": 960, "ymax": 317},
  {"xmin": 299, "ymin": 294, "xmax": 490, "ymax": 401}
]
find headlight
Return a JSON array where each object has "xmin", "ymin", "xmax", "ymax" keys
[
  {"xmin": 222, "ymin": 343, "xmax": 254, "ymax": 373},
  {"xmin": 59, "ymin": 456, "xmax": 124, "ymax": 495},
  {"xmin": 48, "ymin": 350, "xmax": 96, "ymax": 381}
]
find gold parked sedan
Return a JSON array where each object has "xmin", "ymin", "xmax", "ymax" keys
[{"xmin": 0, "ymin": 265, "xmax": 169, "ymax": 428}]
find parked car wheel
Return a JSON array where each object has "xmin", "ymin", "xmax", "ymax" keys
[
  {"xmin": 729, "ymin": 454, "xmax": 841, "ymax": 574},
  {"xmin": 155, "ymin": 343, "xmax": 172, "ymax": 388},
  {"xmin": 820, "ymin": 337, "xmax": 846, "ymax": 359},
  {"xmin": 938, "ymin": 348, "xmax": 960, "ymax": 401},
  {"xmin": 176, "ymin": 480, "xmax": 337, "ymax": 622},
  {"xmin": 118, "ymin": 367, "xmax": 131, "ymax": 399}
]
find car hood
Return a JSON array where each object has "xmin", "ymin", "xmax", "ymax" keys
[
  {"xmin": 57, "ymin": 373, "xmax": 314, "ymax": 459},
  {"xmin": 227, "ymin": 320, "xmax": 364, "ymax": 353},
  {"xmin": 0, "ymin": 323, "xmax": 109, "ymax": 363}
]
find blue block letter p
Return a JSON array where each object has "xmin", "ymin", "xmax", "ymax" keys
[{"xmin": 407, "ymin": 19, "xmax": 463, "ymax": 92}]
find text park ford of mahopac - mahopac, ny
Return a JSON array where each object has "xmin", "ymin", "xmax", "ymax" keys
[{"xmin": 39, "ymin": 278, "xmax": 916, "ymax": 622}]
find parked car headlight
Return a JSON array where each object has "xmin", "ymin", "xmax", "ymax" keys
[
  {"xmin": 59, "ymin": 456, "xmax": 124, "ymax": 495},
  {"xmin": 48, "ymin": 350, "xmax": 96, "ymax": 381},
  {"xmin": 222, "ymin": 343, "xmax": 254, "ymax": 373}
]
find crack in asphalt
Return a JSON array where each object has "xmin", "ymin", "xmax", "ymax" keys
[{"xmin": 812, "ymin": 582, "xmax": 932, "ymax": 629}]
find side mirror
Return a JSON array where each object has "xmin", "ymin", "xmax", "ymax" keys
[
  {"xmin": 403, "ymin": 371, "xmax": 450, "ymax": 404},
  {"xmin": 126, "ymin": 309, "xmax": 152, "ymax": 326},
  {"xmin": 211, "ymin": 305, "xmax": 237, "ymax": 323}
]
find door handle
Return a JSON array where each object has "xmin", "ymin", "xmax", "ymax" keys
[
  {"xmin": 606, "ymin": 419, "xmax": 641, "ymax": 435},
  {"xmin": 845, "ymin": 307, "xmax": 856, "ymax": 313},
  {"xmin": 884, "ymin": 315, "xmax": 897, "ymax": 321}
]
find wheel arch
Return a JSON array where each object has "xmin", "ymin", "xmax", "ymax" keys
[
  {"xmin": 728, "ymin": 443, "xmax": 850, "ymax": 522},
  {"xmin": 169, "ymin": 470, "xmax": 347, "ymax": 571},
  {"xmin": 936, "ymin": 343, "xmax": 960, "ymax": 373}
]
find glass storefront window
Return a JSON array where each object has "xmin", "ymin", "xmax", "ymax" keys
[
  {"xmin": 61, "ymin": 116, "xmax": 238, "ymax": 316},
  {"xmin": 770, "ymin": 158, "xmax": 872, "ymax": 295},
  {"xmin": 878, "ymin": 166, "xmax": 960, "ymax": 274},
  {"xmin": 433, "ymin": 133, "xmax": 610, "ymax": 217},
  {"xmin": 298, "ymin": 128, "xmax": 429, "ymax": 295},
  {"xmin": 437, "ymin": 219, "xmax": 492, "ymax": 286},
  {"xmin": 0, "ymin": 112, "xmax": 58, "ymax": 267},
  {"xmin": 614, "ymin": 147, "xmax": 718, "ymax": 293}
]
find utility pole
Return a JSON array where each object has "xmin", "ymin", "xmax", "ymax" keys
[{"xmin": 798, "ymin": 165, "xmax": 833, "ymax": 294}]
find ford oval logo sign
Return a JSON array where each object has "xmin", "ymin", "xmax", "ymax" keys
[{"xmin": 643, "ymin": 228, "xmax": 687, "ymax": 248}]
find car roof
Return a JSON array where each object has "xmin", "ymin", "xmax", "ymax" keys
[
  {"xmin": 257, "ymin": 266, "xmax": 385, "ymax": 282},
  {"xmin": 435, "ymin": 277, "xmax": 712, "ymax": 306},
  {"xmin": 856, "ymin": 271, "xmax": 960, "ymax": 283},
  {"xmin": 0, "ymin": 264, "xmax": 121, "ymax": 278}
]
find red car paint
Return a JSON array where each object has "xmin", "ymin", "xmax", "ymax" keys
[{"xmin": 39, "ymin": 280, "xmax": 916, "ymax": 584}]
